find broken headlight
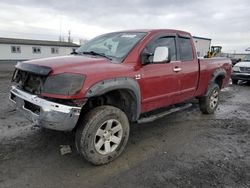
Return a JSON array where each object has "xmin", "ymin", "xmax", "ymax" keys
[{"xmin": 42, "ymin": 73, "xmax": 85, "ymax": 95}]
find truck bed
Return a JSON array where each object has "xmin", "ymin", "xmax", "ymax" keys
[{"xmin": 195, "ymin": 58, "xmax": 232, "ymax": 97}]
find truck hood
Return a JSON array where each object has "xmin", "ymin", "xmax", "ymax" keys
[
  {"xmin": 235, "ymin": 61, "xmax": 250, "ymax": 67},
  {"xmin": 18, "ymin": 55, "xmax": 133, "ymax": 76}
]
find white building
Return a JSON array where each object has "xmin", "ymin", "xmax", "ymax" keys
[
  {"xmin": 0, "ymin": 37, "xmax": 80, "ymax": 61},
  {"xmin": 0, "ymin": 36, "xmax": 211, "ymax": 61},
  {"xmin": 193, "ymin": 36, "xmax": 211, "ymax": 58}
]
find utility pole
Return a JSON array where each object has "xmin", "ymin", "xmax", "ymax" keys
[
  {"xmin": 68, "ymin": 30, "xmax": 71, "ymax": 43},
  {"xmin": 59, "ymin": 15, "xmax": 62, "ymax": 41}
]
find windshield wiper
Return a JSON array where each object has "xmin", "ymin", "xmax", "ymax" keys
[{"xmin": 81, "ymin": 51, "xmax": 112, "ymax": 60}]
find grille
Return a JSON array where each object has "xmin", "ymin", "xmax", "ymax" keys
[
  {"xmin": 240, "ymin": 67, "xmax": 250, "ymax": 73},
  {"xmin": 12, "ymin": 69, "xmax": 46, "ymax": 94}
]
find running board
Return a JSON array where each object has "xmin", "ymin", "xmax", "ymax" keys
[{"xmin": 137, "ymin": 103, "xmax": 192, "ymax": 124}]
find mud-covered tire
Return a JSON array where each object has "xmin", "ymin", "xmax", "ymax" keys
[
  {"xmin": 75, "ymin": 105, "xmax": 130, "ymax": 165},
  {"xmin": 232, "ymin": 79, "xmax": 238, "ymax": 85},
  {"xmin": 199, "ymin": 83, "xmax": 220, "ymax": 114}
]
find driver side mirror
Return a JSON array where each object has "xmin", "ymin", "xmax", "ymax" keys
[{"xmin": 153, "ymin": 46, "xmax": 171, "ymax": 63}]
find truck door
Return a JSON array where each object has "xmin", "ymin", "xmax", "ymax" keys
[
  {"xmin": 139, "ymin": 35, "xmax": 180, "ymax": 112},
  {"xmin": 175, "ymin": 35, "xmax": 199, "ymax": 103}
]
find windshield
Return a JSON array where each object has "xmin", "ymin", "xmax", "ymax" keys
[
  {"xmin": 76, "ymin": 32, "xmax": 146, "ymax": 62},
  {"xmin": 243, "ymin": 54, "xmax": 250, "ymax": 61}
]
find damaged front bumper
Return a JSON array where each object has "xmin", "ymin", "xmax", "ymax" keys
[
  {"xmin": 9, "ymin": 86, "xmax": 82, "ymax": 131},
  {"xmin": 231, "ymin": 72, "xmax": 250, "ymax": 81}
]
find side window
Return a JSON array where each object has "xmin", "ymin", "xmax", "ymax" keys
[
  {"xmin": 33, "ymin": 47, "xmax": 41, "ymax": 54},
  {"xmin": 144, "ymin": 37, "xmax": 177, "ymax": 63},
  {"xmin": 179, "ymin": 37, "xmax": 193, "ymax": 61},
  {"xmin": 51, "ymin": 47, "xmax": 59, "ymax": 54},
  {"xmin": 11, "ymin": 46, "xmax": 21, "ymax": 53}
]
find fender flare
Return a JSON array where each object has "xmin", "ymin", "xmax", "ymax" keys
[
  {"xmin": 210, "ymin": 68, "xmax": 226, "ymax": 83},
  {"xmin": 205, "ymin": 68, "xmax": 226, "ymax": 96},
  {"xmin": 86, "ymin": 77, "xmax": 141, "ymax": 121}
]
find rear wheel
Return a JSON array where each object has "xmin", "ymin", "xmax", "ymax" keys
[
  {"xmin": 232, "ymin": 79, "xmax": 238, "ymax": 85},
  {"xmin": 199, "ymin": 83, "xmax": 220, "ymax": 114},
  {"xmin": 75, "ymin": 105, "xmax": 130, "ymax": 165}
]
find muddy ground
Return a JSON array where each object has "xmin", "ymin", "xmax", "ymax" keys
[{"xmin": 0, "ymin": 62, "xmax": 250, "ymax": 188}]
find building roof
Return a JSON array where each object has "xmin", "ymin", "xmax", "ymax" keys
[{"xmin": 0, "ymin": 37, "xmax": 80, "ymax": 47}]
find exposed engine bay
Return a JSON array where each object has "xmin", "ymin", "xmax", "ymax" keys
[{"xmin": 12, "ymin": 69, "xmax": 46, "ymax": 95}]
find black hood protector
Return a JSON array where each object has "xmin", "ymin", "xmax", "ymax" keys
[{"xmin": 15, "ymin": 62, "xmax": 52, "ymax": 76}]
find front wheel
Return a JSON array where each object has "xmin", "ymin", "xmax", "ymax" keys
[
  {"xmin": 199, "ymin": 83, "xmax": 220, "ymax": 114},
  {"xmin": 75, "ymin": 105, "xmax": 130, "ymax": 165}
]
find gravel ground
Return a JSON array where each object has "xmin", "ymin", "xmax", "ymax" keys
[{"xmin": 0, "ymin": 63, "xmax": 249, "ymax": 188}]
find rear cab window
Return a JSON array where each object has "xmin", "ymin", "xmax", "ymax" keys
[{"xmin": 179, "ymin": 37, "xmax": 194, "ymax": 61}]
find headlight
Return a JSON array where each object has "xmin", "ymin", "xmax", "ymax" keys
[
  {"xmin": 42, "ymin": 73, "xmax": 85, "ymax": 95},
  {"xmin": 232, "ymin": 66, "xmax": 240, "ymax": 72}
]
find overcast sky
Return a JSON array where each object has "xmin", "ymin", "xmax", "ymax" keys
[{"xmin": 0, "ymin": 0, "xmax": 249, "ymax": 53}]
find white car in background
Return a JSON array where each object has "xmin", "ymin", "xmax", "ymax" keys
[{"xmin": 232, "ymin": 54, "xmax": 250, "ymax": 84}]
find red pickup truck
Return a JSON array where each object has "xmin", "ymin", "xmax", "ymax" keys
[{"xmin": 10, "ymin": 29, "xmax": 231, "ymax": 165}]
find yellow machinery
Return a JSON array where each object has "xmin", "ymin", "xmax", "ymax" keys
[{"xmin": 207, "ymin": 46, "xmax": 222, "ymax": 58}]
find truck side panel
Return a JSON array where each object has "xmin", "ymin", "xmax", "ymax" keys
[{"xmin": 195, "ymin": 58, "xmax": 232, "ymax": 97}]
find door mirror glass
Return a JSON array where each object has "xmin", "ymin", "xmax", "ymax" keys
[{"xmin": 153, "ymin": 47, "xmax": 170, "ymax": 63}]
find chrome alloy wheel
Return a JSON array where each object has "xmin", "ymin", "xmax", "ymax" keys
[
  {"xmin": 94, "ymin": 119, "xmax": 123, "ymax": 155},
  {"xmin": 210, "ymin": 89, "xmax": 219, "ymax": 109}
]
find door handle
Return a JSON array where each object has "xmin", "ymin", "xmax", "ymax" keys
[{"xmin": 173, "ymin": 67, "xmax": 182, "ymax": 72}]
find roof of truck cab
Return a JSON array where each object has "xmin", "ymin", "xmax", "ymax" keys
[{"xmin": 115, "ymin": 29, "xmax": 191, "ymax": 35}]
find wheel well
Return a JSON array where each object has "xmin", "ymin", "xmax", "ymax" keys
[
  {"xmin": 80, "ymin": 89, "xmax": 137, "ymax": 122},
  {"xmin": 214, "ymin": 75, "xmax": 225, "ymax": 88}
]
